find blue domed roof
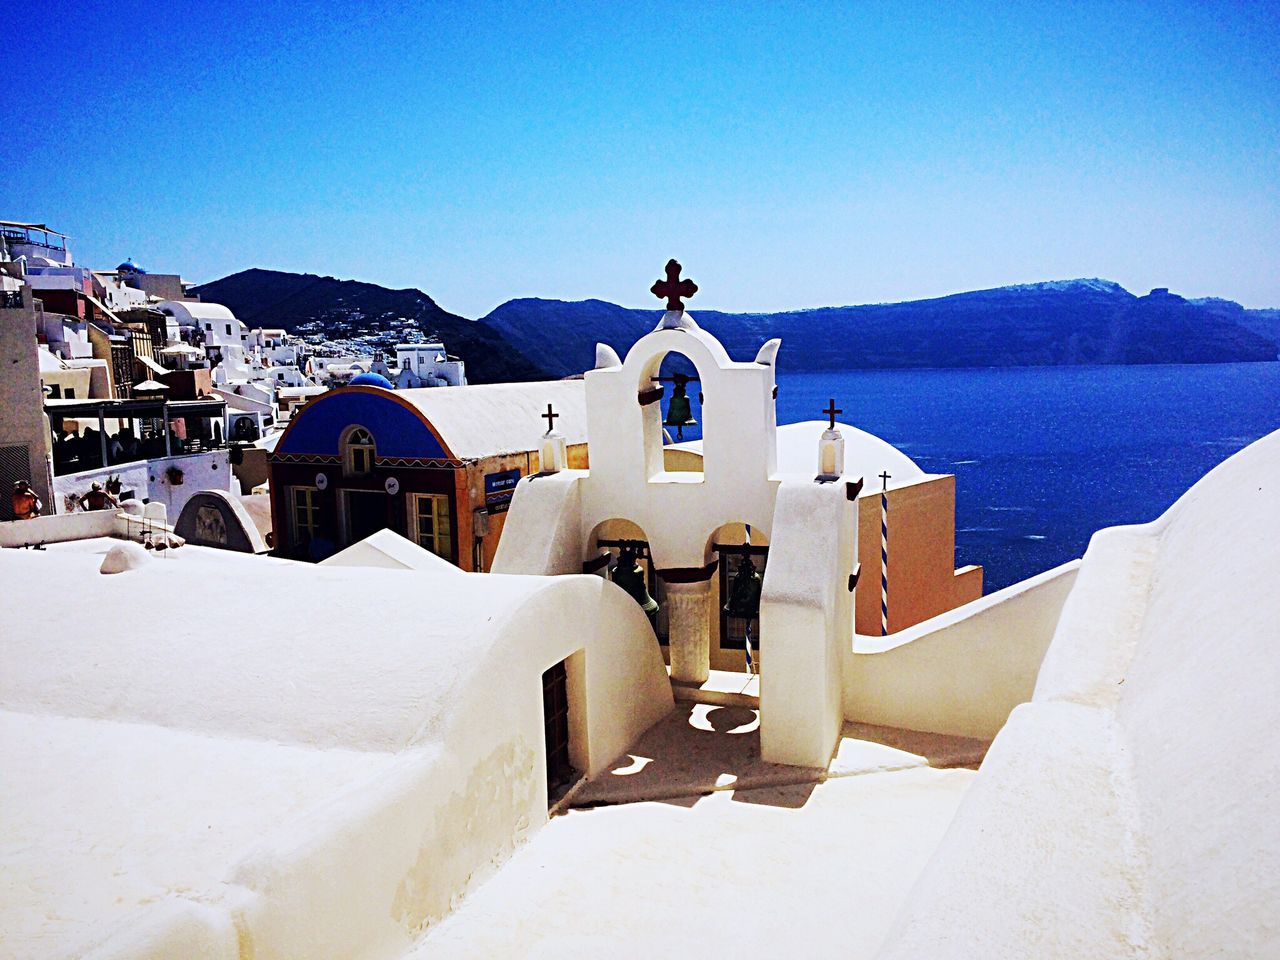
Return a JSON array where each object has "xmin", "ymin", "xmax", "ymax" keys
[
  {"xmin": 349, "ymin": 372, "xmax": 393, "ymax": 389},
  {"xmin": 117, "ymin": 259, "xmax": 145, "ymax": 274}
]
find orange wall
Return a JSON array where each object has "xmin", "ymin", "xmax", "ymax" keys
[
  {"xmin": 463, "ymin": 442, "xmax": 590, "ymax": 571},
  {"xmin": 856, "ymin": 475, "xmax": 983, "ymax": 635}
]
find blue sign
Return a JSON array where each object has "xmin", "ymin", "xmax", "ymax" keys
[{"xmin": 484, "ymin": 469, "xmax": 521, "ymax": 510}]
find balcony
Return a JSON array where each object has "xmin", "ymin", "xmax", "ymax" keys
[{"xmin": 45, "ymin": 397, "xmax": 228, "ymax": 477}]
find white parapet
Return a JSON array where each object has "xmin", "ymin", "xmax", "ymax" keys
[
  {"xmin": 845, "ymin": 560, "xmax": 1080, "ymax": 740},
  {"xmin": 759, "ymin": 479, "xmax": 857, "ymax": 768}
]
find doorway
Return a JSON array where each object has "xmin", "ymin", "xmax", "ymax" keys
[
  {"xmin": 344, "ymin": 490, "xmax": 388, "ymax": 545},
  {"xmin": 542, "ymin": 658, "xmax": 575, "ymax": 805}
]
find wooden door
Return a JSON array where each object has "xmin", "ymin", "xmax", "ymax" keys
[{"xmin": 542, "ymin": 659, "xmax": 574, "ymax": 803}]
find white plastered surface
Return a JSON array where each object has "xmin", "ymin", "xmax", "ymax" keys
[
  {"xmin": 1, "ymin": 536, "xmax": 671, "ymax": 959},
  {"xmin": 877, "ymin": 428, "xmax": 1280, "ymax": 959},
  {"xmin": 411, "ymin": 767, "xmax": 975, "ymax": 960}
]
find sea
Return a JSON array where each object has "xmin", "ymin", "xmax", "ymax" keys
[{"xmin": 678, "ymin": 362, "xmax": 1280, "ymax": 592}]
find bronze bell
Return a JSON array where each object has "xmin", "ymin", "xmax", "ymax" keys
[
  {"xmin": 724, "ymin": 555, "xmax": 763, "ymax": 621},
  {"xmin": 663, "ymin": 375, "xmax": 697, "ymax": 441},
  {"xmin": 610, "ymin": 545, "xmax": 660, "ymax": 623}
]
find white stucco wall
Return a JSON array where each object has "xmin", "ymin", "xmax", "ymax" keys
[
  {"xmin": 52, "ymin": 450, "xmax": 232, "ymax": 518},
  {"xmin": 1, "ymin": 546, "xmax": 672, "ymax": 960},
  {"xmin": 491, "ymin": 469, "xmax": 586, "ymax": 576},
  {"xmin": 491, "ymin": 312, "xmax": 787, "ymax": 576},
  {"xmin": 320, "ymin": 528, "xmax": 461, "ymax": 572},
  {"xmin": 877, "ymin": 428, "xmax": 1280, "ymax": 960},
  {"xmin": 495, "ymin": 313, "xmax": 874, "ymax": 769},
  {"xmin": 845, "ymin": 561, "xmax": 1079, "ymax": 740},
  {"xmin": 0, "ymin": 508, "xmax": 118, "ymax": 547},
  {"xmin": 759, "ymin": 480, "xmax": 857, "ymax": 767}
]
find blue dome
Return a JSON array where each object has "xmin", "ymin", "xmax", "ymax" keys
[
  {"xmin": 117, "ymin": 259, "xmax": 145, "ymax": 274},
  {"xmin": 349, "ymin": 372, "xmax": 393, "ymax": 389}
]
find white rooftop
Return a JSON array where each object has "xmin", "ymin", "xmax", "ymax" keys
[
  {"xmin": 397, "ymin": 380, "xmax": 587, "ymax": 460},
  {"xmin": 156, "ymin": 300, "xmax": 237, "ymax": 322}
]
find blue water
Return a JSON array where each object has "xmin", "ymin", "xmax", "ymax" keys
[{"xmin": 676, "ymin": 363, "xmax": 1280, "ymax": 591}]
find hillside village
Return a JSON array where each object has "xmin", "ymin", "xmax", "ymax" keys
[{"xmin": 0, "ymin": 221, "xmax": 474, "ymax": 530}]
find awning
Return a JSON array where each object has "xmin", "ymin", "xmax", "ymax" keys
[
  {"xmin": 0, "ymin": 221, "xmax": 70, "ymax": 238},
  {"xmin": 45, "ymin": 397, "xmax": 226, "ymax": 419}
]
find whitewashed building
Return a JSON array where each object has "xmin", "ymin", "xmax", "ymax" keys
[{"xmin": 394, "ymin": 342, "xmax": 466, "ymax": 388}]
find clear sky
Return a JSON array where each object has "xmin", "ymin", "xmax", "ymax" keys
[{"xmin": 7, "ymin": 1, "xmax": 1278, "ymax": 316}]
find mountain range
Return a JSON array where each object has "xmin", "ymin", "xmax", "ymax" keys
[
  {"xmin": 189, "ymin": 268, "xmax": 549, "ymax": 383},
  {"xmin": 192, "ymin": 269, "xmax": 1278, "ymax": 382},
  {"xmin": 482, "ymin": 280, "xmax": 1279, "ymax": 379}
]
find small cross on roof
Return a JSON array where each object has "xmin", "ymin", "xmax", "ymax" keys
[
  {"xmin": 823, "ymin": 398, "xmax": 842, "ymax": 430},
  {"xmin": 542, "ymin": 403, "xmax": 559, "ymax": 433}
]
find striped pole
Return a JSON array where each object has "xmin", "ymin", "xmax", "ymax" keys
[
  {"xmin": 879, "ymin": 471, "xmax": 891, "ymax": 636},
  {"xmin": 743, "ymin": 523, "xmax": 754, "ymax": 674}
]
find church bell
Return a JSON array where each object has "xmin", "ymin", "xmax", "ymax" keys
[
  {"xmin": 610, "ymin": 545, "xmax": 660, "ymax": 622},
  {"xmin": 663, "ymin": 377, "xmax": 697, "ymax": 439},
  {"xmin": 723, "ymin": 555, "xmax": 763, "ymax": 621}
]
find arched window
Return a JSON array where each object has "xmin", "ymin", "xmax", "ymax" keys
[{"xmin": 344, "ymin": 426, "xmax": 376, "ymax": 476}]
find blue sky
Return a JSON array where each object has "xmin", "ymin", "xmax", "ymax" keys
[{"xmin": 7, "ymin": 1, "xmax": 1278, "ymax": 316}]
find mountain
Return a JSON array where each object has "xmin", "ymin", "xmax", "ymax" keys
[
  {"xmin": 1188, "ymin": 297, "xmax": 1280, "ymax": 345},
  {"xmin": 482, "ymin": 280, "xmax": 1278, "ymax": 379},
  {"xmin": 189, "ymin": 268, "xmax": 550, "ymax": 383}
]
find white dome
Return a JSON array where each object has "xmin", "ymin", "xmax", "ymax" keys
[{"xmin": 775, "ymin": 421, "xmax": 926, "ymax": 482}]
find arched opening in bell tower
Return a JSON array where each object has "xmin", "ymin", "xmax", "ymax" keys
[
  {"xmin": 636, "ymin": 350, "xmax": 708, "ymax": 483},
  {"xmin": 586, "ymin": 518, "xmax": 669, "ymax": 646},
  {"xmin": 707, "ymin": 522, "xmax": 770, "ymax": 675}
]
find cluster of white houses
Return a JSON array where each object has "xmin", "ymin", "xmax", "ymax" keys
[{"xmin": 0, "ymin": 221, "xmax": 466, "ymax": 526}]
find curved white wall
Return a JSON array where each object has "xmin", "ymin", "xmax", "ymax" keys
[
  {"xmin": 1114, "ymin": 432, "xmax": 1280, "ymax": 960},
  {"xmin": 878, "ymin": 429, "xmax": 1280, "ymax": 960}
]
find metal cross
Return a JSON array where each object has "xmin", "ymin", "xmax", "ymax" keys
[
  {"xmin": 880, "ymin": 470, "xmax": 891, "ymax": 491},
  {"xmin": 650, "ymin": 259, "xmax": 698, "ymax": 312},
  {"xmin": 823, "ymin": 398, "xmax": 842, "ymax": 430},
  {"xmin": 542, "ymin": 403, "xmax": 559, "ymax": 433}
]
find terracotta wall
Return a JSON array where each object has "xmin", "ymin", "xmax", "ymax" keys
[
  {"xmin": 463, "ymin": 442, "xmax": 589, "ymax": 571},
  {"xmin": 856, "ymin": 475, "xmax": 982, "ymax": 635},
  {"xmin": 159, "ymin": 368, "xmax": 213, "ymax": 401}
]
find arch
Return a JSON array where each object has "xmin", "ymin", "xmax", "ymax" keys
[
  {"xmin": 706, "ymin": 521, "xmax": 771, "ymax": 674},
  {"xmin": 341, "ymin": 424, "xmax": 376, "ymax": 476},
  {"xmin": 230, "ymin": 414, "xmax": 260, "ymax": 442},
  {"xmin": 274, "ymin": 386, "xmax": 457, "ymax": 462},
  {"xmin": 634, "ymin": 349, "xmax": 713, "ymax": 483},
  {"xmin": 586, "ymin": 518, "xmax": 664, "ymax": 643}
]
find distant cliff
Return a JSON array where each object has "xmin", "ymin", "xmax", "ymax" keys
[
  {"xmin": 1188, "ymin": 297, "xmax": 1280, "ymax": 346},
  {"xmin": 190, "ymin": 268, "xmax": 550, "ymax": 384},
  {"xmin": 482, "ymin": 280, "xmax": 1278, "ymax": 378}
]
